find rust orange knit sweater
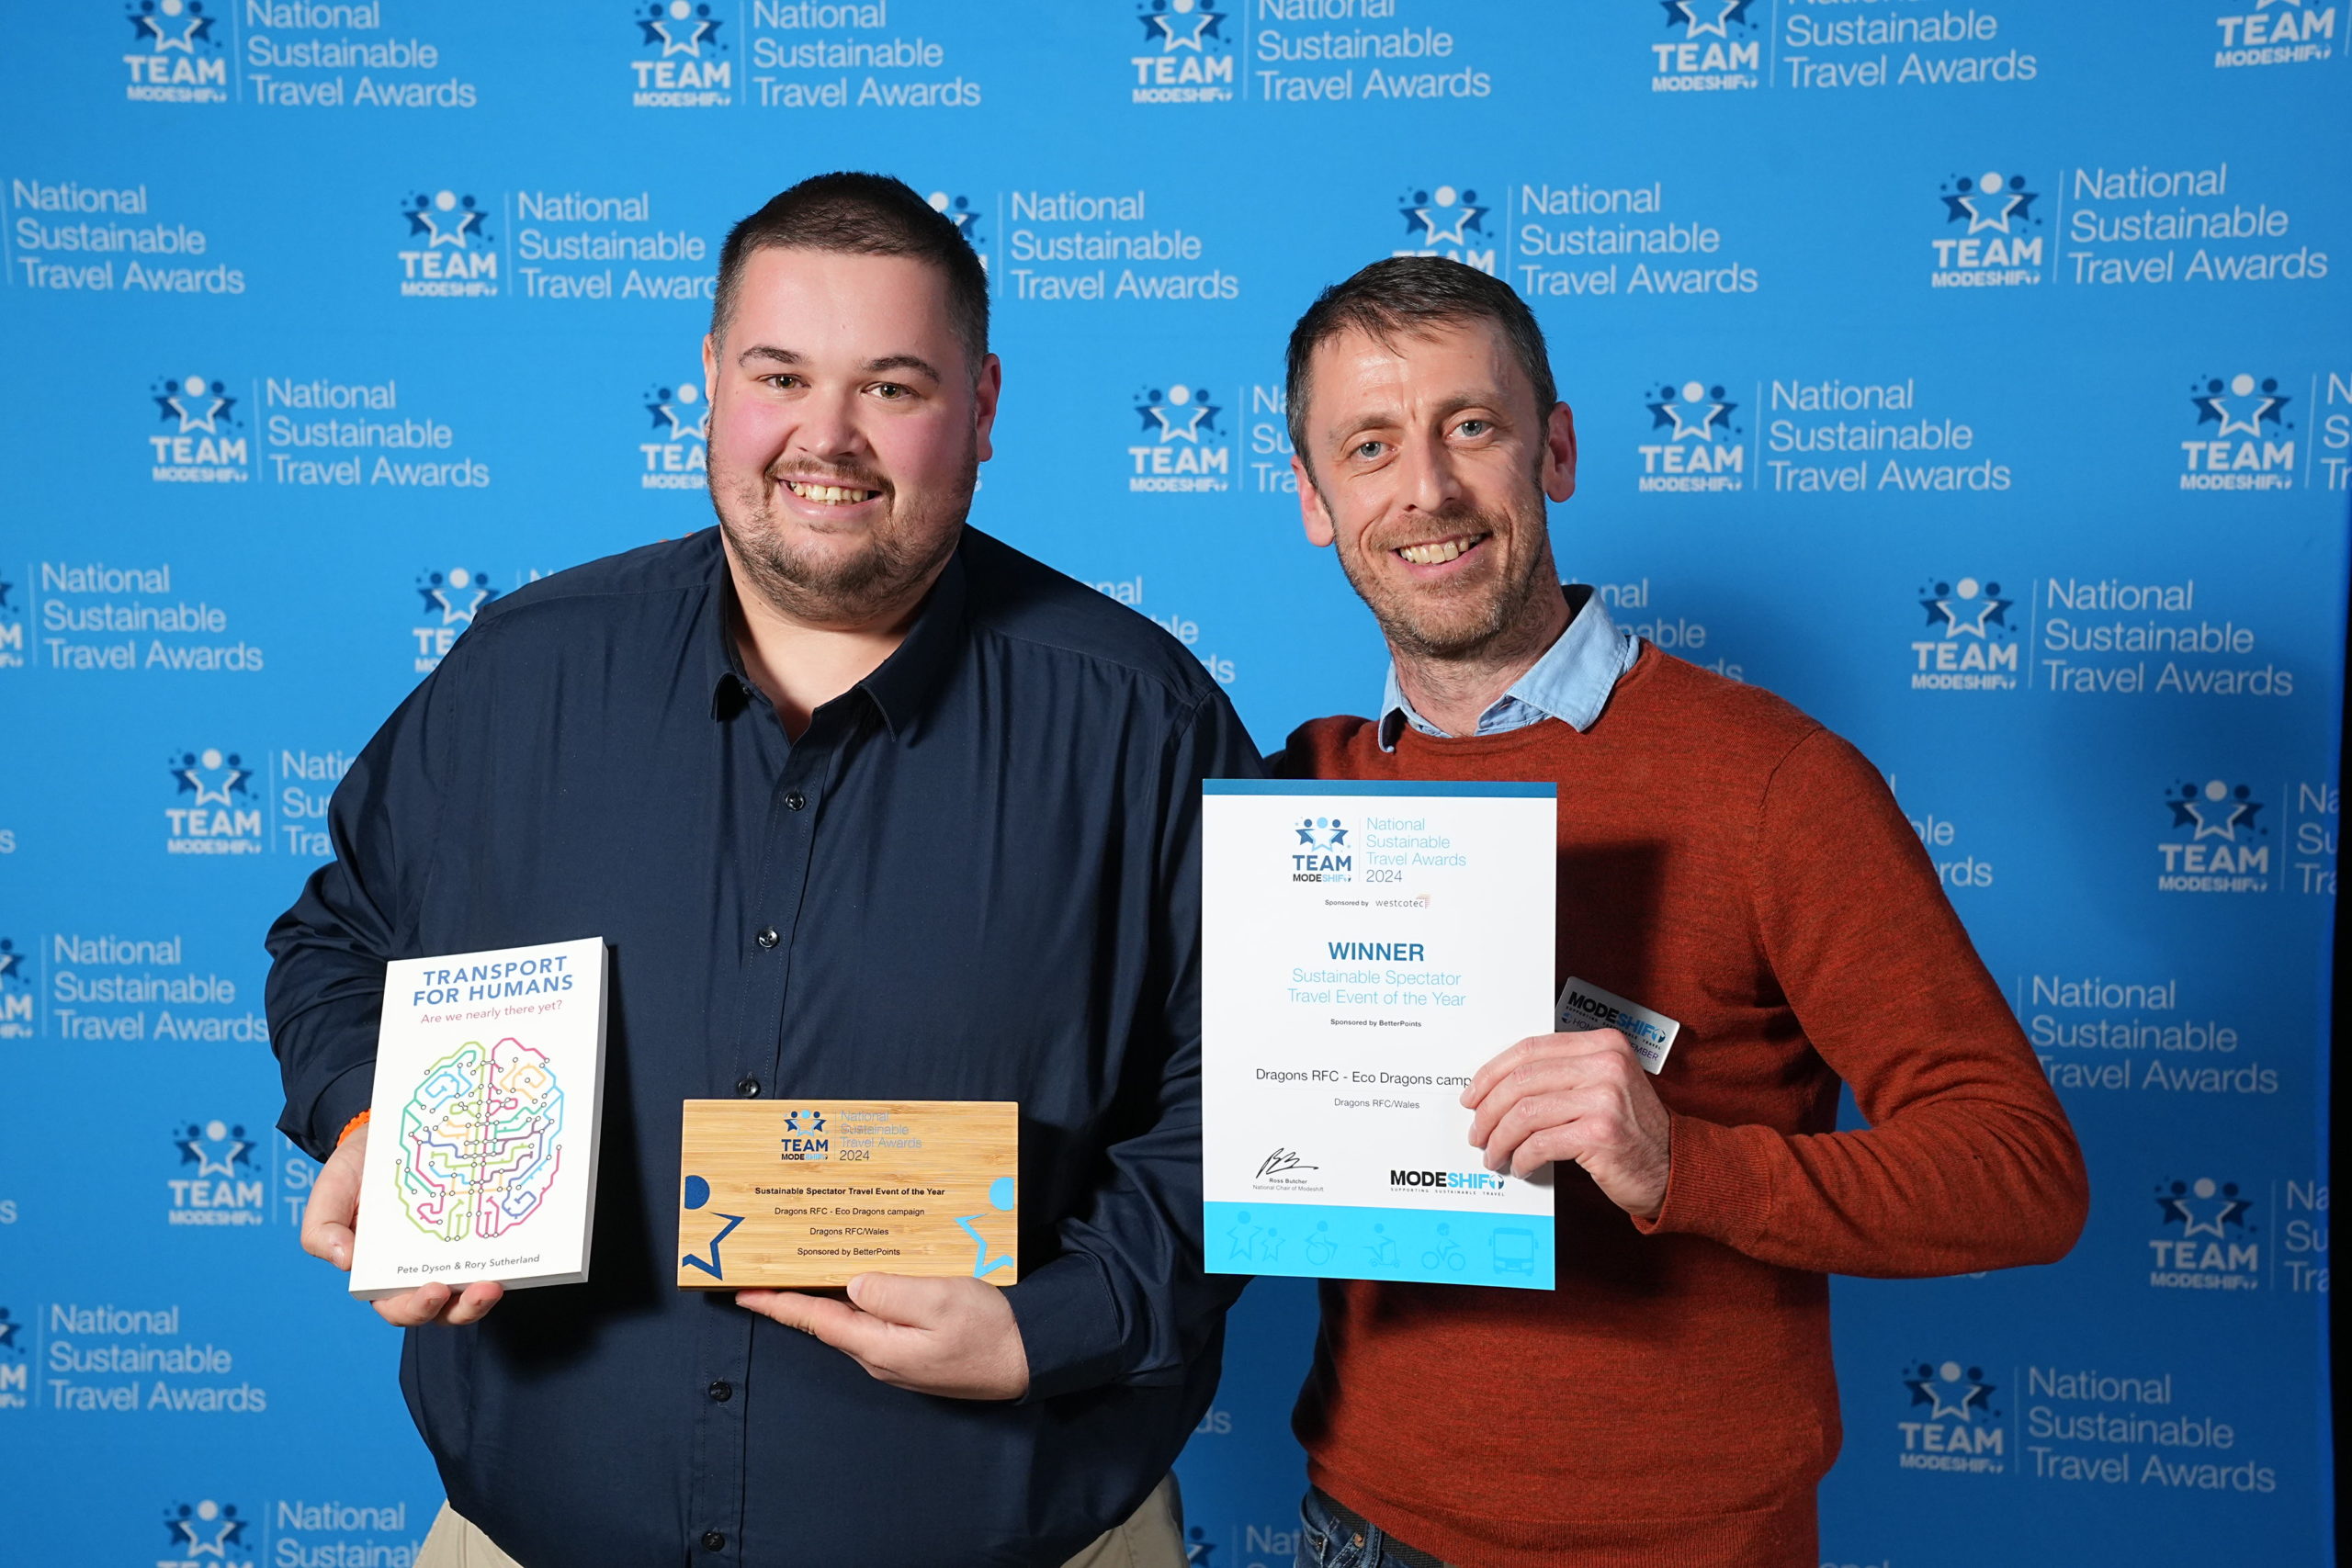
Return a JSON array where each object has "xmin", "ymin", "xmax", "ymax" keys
[{"xmin": 1275, "ymin": 646, "xmax": 2088, "ymax": 1568}]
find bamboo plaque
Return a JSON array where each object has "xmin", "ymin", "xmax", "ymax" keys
[{"xmin": 676, "ymin": 1100, "xmax": 1018, "ymax": 1289}]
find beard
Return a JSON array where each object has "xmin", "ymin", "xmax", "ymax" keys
[
  {"xmin": 710, "ymin": 445, "xmax": 977, "ymax": 627},
  {"xmin": 1333, "ymin": 496, "xmax": 1555, "ymax": 663}
]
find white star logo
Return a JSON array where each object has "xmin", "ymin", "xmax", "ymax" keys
[
  {"xmin": 177, "ymin": 755, "xmax": 248, "ymax": 808},
  {"xmin": 1908, "ymin": 1363, "xmax": 1993, "ymax": 1421},
  {"xmin": 653, "ymin": 17, "xmax": 715, "ymax": 55},
  {"xmin": 1148, "ymin": 401, "xmax": 1210, "ymax": 441},
  {"xmin": 1667, "ymin": 0, "xmax": 1742, "ymax": 39},
  {"xmin": 2183, "ymin": 798, "xmax": 2255, "ymax": 840},
  {"xmin": 429, "ymin": 583, "xmax": 490, "ymax": 626},
  {"xmin": 421, "ymin": 207, "xmax": 482, "ymax": 247},
  {"xmin": 656, "ymin": 400, "xmax": 707, "ymax": 443},
  {"xmin": 1957, "ymin": 176, "xmax": 2024, "ymax": 234},
  {"xmin": 1410, "ymin": 186, "xmax": 1486, "ymax": 248},
  {"xmin": 1148, "ymin": 0, "xmax": 1217, "ymax": 50},
  {"xmin": 2199, "ymin": 379, "xmax": 2281, "ymax": 439},
  {"xmin": 181, "ymin": 1132, "xmax": 250, "ymax": 1179},
  {"xmin": 139, "ymin": 15, "xmax": 204, "ymax": 52},
  {"xmin": 2162, "ymin": 1179, "xmax": 2250, "ymax": 1237},
  {"xmin": 1663, "ymin": 395, "xmax": 1728, "ymax": 441},
  {"xmin": 166, "ymin": 377, "xmax": 228, "ymax": 434}
]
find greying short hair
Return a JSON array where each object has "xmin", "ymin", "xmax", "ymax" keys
[{"xmin": 1284, "ymin": 256, "xmax": 1557, "ymax": 468}]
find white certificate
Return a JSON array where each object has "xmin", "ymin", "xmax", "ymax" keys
[{"xmin": 1202, "ymin": 780, "xmax": 1556, "ymax": 1289}]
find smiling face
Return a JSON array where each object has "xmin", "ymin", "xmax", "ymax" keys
[
  {"xmin": 702, "ymin": 245, "xmax": 1000, "ymax": 627},
  {"xmin": 1290, "ymin": 316, "xmax": 1576, "ymax": 662}
]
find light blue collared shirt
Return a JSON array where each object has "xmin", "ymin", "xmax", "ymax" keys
[{"xmin": 1376, "ymin": 585, "xmax": 1640, "ymax": 750}]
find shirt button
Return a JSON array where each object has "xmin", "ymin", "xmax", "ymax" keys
[
  {"xmin": 784, "ymin": 791, "xmax": 807, "ymax": 811},
  {"xmin": 707, "ymin": 1380, "xmax": 733, "ymax": 1403},
  {"xmin": 754, "ymin": 927, "xmax": 779, "ymax": 949},
  {"xmin": 700, "ymin": 1530, "xmax": 727, "ymax": 1552},
  {"xmin": 734, "ymin": 1077, "xmax": 760, "ymax": 1098}
]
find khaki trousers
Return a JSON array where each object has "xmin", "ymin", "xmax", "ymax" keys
[{"xmin": 416, "ymin": 1474, "xmax": 1185, "ymax": 1568}]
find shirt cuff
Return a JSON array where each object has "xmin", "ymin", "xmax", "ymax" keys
[
  {"xmin": 1629, "ymin": 1112, "xmax": 1773, "ymax": 1250},
  {"xmin": 298, "ymin": 1060, "xmax": 377, "ymax": 1162},
  {"xmin": 1003, "ymin": 1251, "xmax": 1128, "ymax": 1402}
]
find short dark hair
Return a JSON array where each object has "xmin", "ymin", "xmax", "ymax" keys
[
  {"xmin": 1284, "ymin": 256, "xmax": 1557, "ymax": 468},
  {"xmin": 710, "ymin": 172, "xmax": 989, "ymax": 375}
]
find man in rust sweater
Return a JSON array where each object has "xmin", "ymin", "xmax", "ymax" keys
[{"xmin": 1268, "ymin": 256, "xmax": 2088, "ymax": 1568}]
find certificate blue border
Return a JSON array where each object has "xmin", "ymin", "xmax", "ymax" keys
[
  {"xmin": 1204, "ymin": 779, "xmax": 1555, "ymax": 797},
  {"xmin": 1204, "ymin": 1201, "xmax": 1555, "ymax": 1291}
]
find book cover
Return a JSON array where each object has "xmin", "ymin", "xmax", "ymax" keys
[{"xmin": 347, "ymin": 936, "xmax": 607, "ymax": 1300}]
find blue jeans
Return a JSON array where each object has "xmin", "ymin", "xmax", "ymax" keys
[{"xmin": 1295, "ymin": 1489, "xmax": 1450, "ymax": 1568}]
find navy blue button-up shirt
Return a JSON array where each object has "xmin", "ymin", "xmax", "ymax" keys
[{"xmin": 266, "ymin": 525, "xmax": 1260, "ymax": 1567}]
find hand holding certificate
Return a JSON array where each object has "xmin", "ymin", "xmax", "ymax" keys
[{"xmin": 1201, "ymin": 780, "xmax": 1558, "ymax": 1289}]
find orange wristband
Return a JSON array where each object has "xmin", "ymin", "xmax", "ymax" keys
[{"xmin": 335, "ymin": 1110, "xmax": 371, "ymax": 1146}]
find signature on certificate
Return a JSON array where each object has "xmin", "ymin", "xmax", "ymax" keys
[{"xmin": 1256, "ymin": 1147, "xmax": 1321, "ymax": 1179}]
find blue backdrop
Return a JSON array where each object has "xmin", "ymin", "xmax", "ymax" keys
[{"xmin": 0, "ymin": 3, "xmax": 2343, "ymax": 1564}]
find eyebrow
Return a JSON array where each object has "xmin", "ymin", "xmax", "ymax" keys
[
  {"xmin": 1328, "ymin": 393, "xmax": 1508, "ymax": 451},
  {"xmin": 735, "ymin": 345, "xmax": 944, "ymax": 383}
]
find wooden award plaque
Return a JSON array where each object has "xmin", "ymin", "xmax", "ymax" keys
[{"xmin": 676, "ymin": 1100, "xmax": 1018, "ymax": 1289}]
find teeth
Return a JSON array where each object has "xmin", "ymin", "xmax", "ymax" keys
[
  {"xmin": 787, "ymin": 480, "xmax": 876, "ymax": 504},
  {"xmin": 1398, "ymin": 536, "xmax": 1476, "ymax": 566}
]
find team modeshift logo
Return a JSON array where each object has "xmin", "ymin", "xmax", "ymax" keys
[
  {"xmin": 2158, "ymin": 778, "xmax": 2269, "ymax": 892},
  {"xmin": 1395, "ymin": 184, "xmax": 1495, "ymax": 273},
  {"xmin": 2182, "ymin": 372, "xmax": 2295, "ymax": 491},
  {"xmin": 413, "ymin": 567, "xmax": 498, "ymax": 672},
  {"xmin": 1129, "ymin": 381, "xmax": 1229, "ymax": 492},
  {"xmin": 640, "ymin": 377, "xmax": 708, "ymax": 491},
  {"xmin": 1897, "ymin": 1359, "xmax": 2005, "ymax": 1472},
  {"xmin": 927, "ymin": 190, "xmax": 985, "ymax": 252},
  {"xmin": 0, "ymin": 937, "xmax": 29, "ymax": 1040},
  {"xmin": 1128, "ymin": 0, "xmax": 1234, "ymax": 104},
  {"xmin": 1931, "ymin": 169, "xmax": 2043, "ymax": 288},
  {"xmin": 397, "ymin": 189, "xmax": 499, "ymax": 299},
  {"xmin": 164, "ymin": 1499, "xmax": 254, "ymax": 1565},
  {"xmin": 166, "ymin": 749, "xmax": 262, "ymax": 855},
  {"xmin": 0, "ymin": 1303, "xmax": 24, "ymax": 1408},
  {"xmin": 149, "ymin": 372, "xmax": 247, "ymax": 483},
  {"xmin": 2150, "ymin": 1176, "xmax": 2260, "ymax": 1291},
  {"xmin": 1650, "ymin": 0, "xmax": 1760, "ymax": 93},
  {"xmin": 0, "ymin": 571, "xmax": 22, "ymax": 670},
  {"xmin": 170, "ymin": 1120, "xmax": 265, "ymax": 1226},
  {"xmin": 121, "ymin": 0, "xmax": 228, "ymax": 104},
  {"xmin": 1636, "ymin": 380, "xmax": 1743, "ymax": 491},
  {"xmin": 1291, "ymin": 816, "xmax": 1351, "ymax": 882},
  {"xmin": 630, "ymin": 0, "xmax": 733, "ymax": 106},
  {"xmin": 2212, "ymin": 0, "xmax": 2338, "ymax": 69},
  {"xmin": 1908, "ymin": 575, "xmax": 2017, "ymax": 691}
]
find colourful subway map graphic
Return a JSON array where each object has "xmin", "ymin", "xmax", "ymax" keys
[{"xmin": 395, "ymin": 1036, "xmax": 565, "ymax": 1241}]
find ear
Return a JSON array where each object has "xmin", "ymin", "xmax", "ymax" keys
[
  {"xmin": 1293, "ymin": 457, "xmax": 1335, "ymax": 547},
  {"xmin": 1541, "ymin": 400, "xmax": 1578, "ymax": 504},
  {"xmin": 701, "ymin": 333, "xmax": 719, "ymax": 400},
  {"xmin": 972, "ymin": 353, "xmax": 1002, "ymax": 464}
]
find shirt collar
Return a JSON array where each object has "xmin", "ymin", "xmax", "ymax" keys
[
  {"xmin": 1377, "ymin": 584, "xmax": 1634, "ymax": 750},
  {"xmin": 707, "ymin": 527, "xmax": 972, "ymax": 739}
]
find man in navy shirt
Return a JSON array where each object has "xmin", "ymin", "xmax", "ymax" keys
[{"xmin": 267, "ymin": 173, "xmax": 1256, "ymax": 1568}]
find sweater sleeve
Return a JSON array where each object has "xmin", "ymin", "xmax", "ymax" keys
[{"xmin": 1642, "ymin": 728, "xmax": 2088, "ymax": 1277}]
